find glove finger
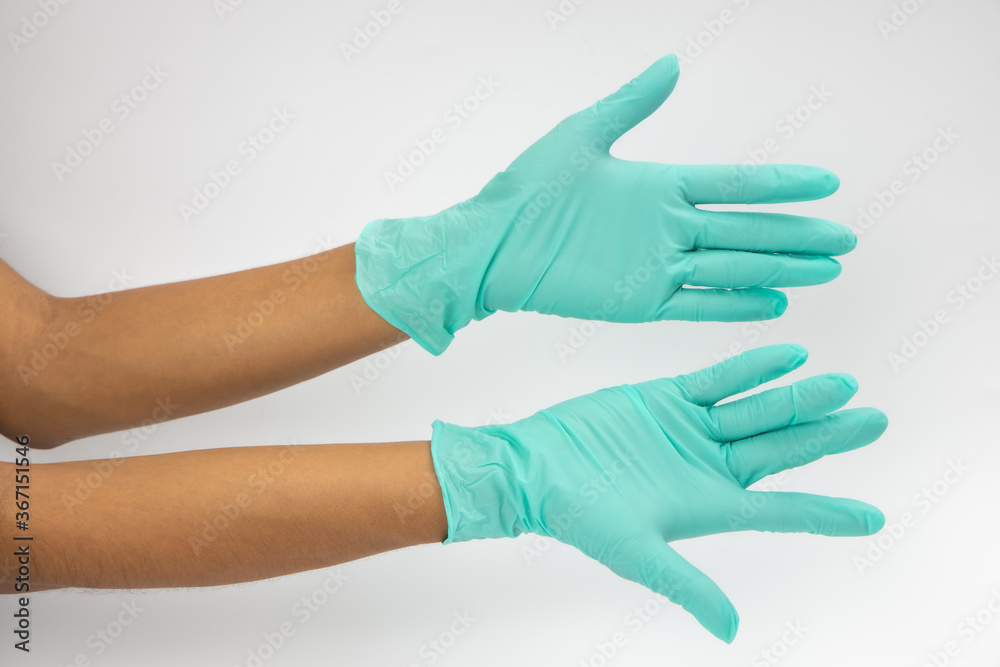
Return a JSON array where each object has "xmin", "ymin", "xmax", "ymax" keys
[
  {"xmin": 602, "ymin": 535, "xmax": 739, "ymax": 643},
  {"xmin": 682, "ymin": 250, "xmax": 842, "ymax": 288},
  {"xmin": 695, "ymin": 211, "xmax": 856, "ymax": 256},
  {"xmin": 658, "ymin": 287, "xmax": 787, "ymax": 322},
  {"xmin": 675, "ymin": 164, "xmax": 840, "ymax": 205},
  {"xmin": 726, "ymin": 408, "xmax": 889, "ymax": 488},
  {"xmin": 673, "ymin": 344, "xmax": 808, "ymax": 406},
  {"xmin": 709, "ymin": 373, "xmax": 858, "ymax": 442},
  {"xmin": 555, "ymin": 54, "xmax": 680, "ymax": 149},
  {"xmin": 739, "ymin": 492, "xmax": 885, "ymax": 537}
]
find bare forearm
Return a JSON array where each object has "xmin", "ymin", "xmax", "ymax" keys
[
  {"xmin": 1, "ymin": 244, "xmax": 406, "ymax": 447},
  {"xmin": 1, "ymin": 441, "xmax": 445, "ymax": 592}
]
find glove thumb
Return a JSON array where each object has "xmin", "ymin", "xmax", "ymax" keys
[
  {"xmin": 571, "ymin": 53, "xmax": 680, "ymax": 148},
  {"xmin": 601, "ymin": 534, "xmax": 739, "ymax": 643}
]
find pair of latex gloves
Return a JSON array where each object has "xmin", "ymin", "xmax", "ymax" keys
[{"xmin": 354, "ymin": 54, "xmax": 885, "ymax": 642}]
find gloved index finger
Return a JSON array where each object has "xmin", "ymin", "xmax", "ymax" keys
[
  {"xmin": 675, "ymin": 164, "xmax": 840, "ymax": 205},
  {"xmin": 673, "ymin": 344, "xmax": 808, "ymax": 406}
]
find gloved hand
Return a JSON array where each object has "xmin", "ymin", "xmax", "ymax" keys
[
  {"xmin": 356, "ymin": 54, "xmax": 854, "ymax": 355},
  {"xmin": 430, "ymin": 344, "xmax": 887, "ymax": 642}
]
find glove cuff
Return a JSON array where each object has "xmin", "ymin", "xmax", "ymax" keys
[
  {"xmin": 430, "ymin": 420, "xmax": 529, "ymax": 543},
  {"xmin": 354, "ymin": 202, "xmax": 502, "ymax": 355}
]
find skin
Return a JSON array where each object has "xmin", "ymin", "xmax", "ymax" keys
[
  {"xmin": 0, "ymin": 246, "xmax": 445, "ymax": 592},
  {"xmin": 0, "ymin": 53, "xmax": 863, "ymax": 618},
  {"xmin": 0, "ymin": 244, "xmax": 406, "ymax": 448},
  {"xmin": 0, "ymin": 244, "xmax": 876, "ymax": 630},
  {"xmin": 0, "ymin": 442, "xmax": 447, "ymax": 593}
]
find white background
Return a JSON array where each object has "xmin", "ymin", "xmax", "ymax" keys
[{"xmin": 2, "ymin": 0, "xmax": 999, "ymax": 665}]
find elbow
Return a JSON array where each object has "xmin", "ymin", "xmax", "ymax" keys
[
  {"xmin": 0, "ymin": 402, "xmax": 75, "ymax": 451},
  {"xmin": 0, "ymin": 285, "xmax": 76, "ymax": 449},
  {"xmin": 0, "ymin": 431, "xmax": 68, "ymax": 450}
]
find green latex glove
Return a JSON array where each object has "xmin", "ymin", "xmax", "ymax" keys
[
  {"xmin": 430, "ymin": 344, "xmax": 887, "ymax": 642},
  {"xmin": 356, "ymin": 54, "xmax": 854, "ymax": 354}
]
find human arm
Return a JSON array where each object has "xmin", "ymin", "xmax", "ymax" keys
[
  {"xmin": 1, "ymin": 54, "xmax": 855, "ymax": 448},
  {"xmin": 0, "ymin": 439, "xmax": 444, "ymax": 592},
  {"xmin": 0, "ymin": 243, "xmax": 406, "ymax": 448},
  {"xmin": 2, "ymin": 345, "xmax": 886, "ymax": 644}
]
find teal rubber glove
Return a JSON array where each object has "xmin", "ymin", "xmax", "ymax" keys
[
  {"xmin": 356, "ymin": 55, "xmax": 854, "ymax": 354},
  {"xmin": 430, "ymin": 344, "xmax": 887, "ymax": 642}
]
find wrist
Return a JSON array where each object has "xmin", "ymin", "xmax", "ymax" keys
[
  {"xmin": 430, "ymin": 420, "xmax": 529, "ymax": 543},
  {"xmin": 354, "ymin": 204, "xmax": 501, "ymax": 355}
]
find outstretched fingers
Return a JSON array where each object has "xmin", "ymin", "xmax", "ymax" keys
[
  {"xmin": 658, "ymin": 287, "xmax": 787, "ymax": 322},
  {"xmin": 681, "ymin": 250, "xmax": 842, "ymax": 288},
  {"xmin": 673, "ymin": 344, "xmax": 808, "ymax": 407},
  {"xmin": 694, "ymin": 210, "xmax": 856, "ymax": 257},
  {"xmin": 675, "ymin": 164, "xmax": 840, "ymax": 205},
  {"xmin": 725, "ymin": 408, "xmax": 889, "ymax": 488},
  {"xmin": 738, "ymin": 492, "xmax": 885, "ymax": 537},
  {"xmin": 708, "ymin": 373, "xmax": 859, "ymax": 442}
]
